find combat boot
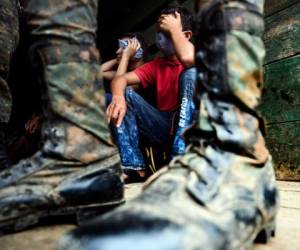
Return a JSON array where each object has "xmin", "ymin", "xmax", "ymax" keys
[
  {"xmin": 58, "ymin": 1, "xmax": 278, "ymax": 250},
  {"xmin": 0, "ymin": 17, "xmax": 124, "ymax": 236}
]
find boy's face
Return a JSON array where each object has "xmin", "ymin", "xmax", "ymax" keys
[
  {"xmin": 116, "ymin": 37, "xmax": 143, "ymax": 63},
  {"xmin": 155, "ymin": 12, "xmax": 192, "ymax": 56},
  {"xmin": 156, "ymin": 12, "xmax": 192, "ymax": 41}
]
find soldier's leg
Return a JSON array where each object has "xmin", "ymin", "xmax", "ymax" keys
[
  {"xmin": 0, "ymin": 0, "xmax": 124, "ymax": 234},
  {"xmin": 0, "ymin": 0, "xmax": 19, "ymax": 169},
  {"xmin": 58, "ymin": 1, "xmax": 279, "ymax": 249}
]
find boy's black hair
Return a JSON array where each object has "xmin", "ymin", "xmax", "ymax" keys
[
  {"xmin": 120, "ymin": 32, "xmax": 149, "ymax": 58},
  {"xmin": 160, "ymin": 5, "xmax": 194, "ymax": 32}
]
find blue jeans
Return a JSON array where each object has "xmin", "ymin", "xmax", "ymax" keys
[
  {"xmin": 171, "ymin": 67, "xmax": 197, "ymax": 157},
  {"xmin": 114, "ymin": 67, "xmax": 197, "ymax": 170},
  {"xmin": 114, "ymin": 87, "xmax": 172, "ymax": 170}
]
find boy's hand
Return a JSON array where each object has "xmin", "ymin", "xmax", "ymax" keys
[
  {"xmin": 158, "ymin": 12, "xmax": 182, "ymax": 34},
  {"xmin": 106, "ymin": 95, "xmax": 127, "ymax": 127},
  {"xmin": 122, "ymin": 38, "xmax": 140, "ymax": 60}
]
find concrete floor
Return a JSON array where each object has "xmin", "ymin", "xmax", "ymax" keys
[{"xmin": 0, "ymin": 181, "xmax": 299, "ymax": 250}]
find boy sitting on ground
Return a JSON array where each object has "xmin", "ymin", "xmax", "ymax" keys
[{"xmin": 106, "ymin": 6, "xmax": 197, "ymax": 181}]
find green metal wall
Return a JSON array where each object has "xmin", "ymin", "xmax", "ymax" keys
[{"xmin": 261, "ymin": 0, "xmax": 300, "ymax": 180}]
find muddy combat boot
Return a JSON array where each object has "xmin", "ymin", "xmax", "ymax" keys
[
  {"xmin": 0, "ymin": 0, "xmax": 124, "ymax": 234},
  {"xmin": 58, "ymin": 1, "xmax": 278, "ymax": 250}
]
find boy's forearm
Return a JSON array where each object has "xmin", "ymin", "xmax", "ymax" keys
[
  {"xmin": 101, "ymin": 59, "xmax": 118, "ymax": 72},
  {"xmin": 111, "ymin": 76, "xmax": 128, "ymax": 97},
  {"xmin": 115, "ymin": 55, "xmax": 130, "ymax": 77}
]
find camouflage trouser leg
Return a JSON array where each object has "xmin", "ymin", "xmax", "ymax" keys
[
  {"xmin": 0, "ymin": 0, "xmax": 123, "ymax": 234},
  {"xmin": 194, "ymin": 0, "xmax": 267, "ymax": 152},
  {"xmin": 24, "ymin": 0, "xmax": 116, "ymax": 161},
  {"xmin": 0, "ymin": 0, "xmax": 19, "ymax": 124},
  {"xmin": 182, "ymin": 0, "xmax": 279, "ymax": 246},
  {"xmin": 0, "ymin": 0, "xmax": 18, "ymax": 169},
  {"xmin": 189, "ymin": 0, "xmax": 280, "ymax": 211}
]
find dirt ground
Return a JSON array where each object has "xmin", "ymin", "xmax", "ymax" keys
[{"xmin": 0, "ymin": 181, "xmax": 299, "ymax": 250}]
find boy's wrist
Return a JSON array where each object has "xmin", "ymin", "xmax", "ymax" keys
[
  {"xmin": 112, "ymin": 94, "xmax": 125, "ymax": 102},
  {"xmin": 121, "ymin": 53, "xmax": 131, "ymax": 61}
]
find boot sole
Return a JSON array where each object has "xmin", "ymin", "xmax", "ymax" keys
[{"xmin": 0, "ymin": 197, "xmax": 125, "ymax": 235}]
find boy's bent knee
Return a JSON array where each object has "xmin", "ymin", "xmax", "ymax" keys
[
  {"xmin": 124, "ymin": 87, "xmax": 144, "ymax": 106},
  {"xmin": 180, "ymin": 67, "xmax": 197, "ymax": 86},
  {"xmin": 179, "ymin": 67, "xmax": 197, "ymax": 97}
]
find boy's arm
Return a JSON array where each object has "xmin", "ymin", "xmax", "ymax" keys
[
  {"xmin": 107, "ymin": 72, "xmax": 141, "ymax": 127},
  {"xmin": 159, "ymin": 12, "xmax": 195, "ymax": 68},
  {"xmin": 101, "ymin": 59, "xmax": 118, "ymax": 72},
  {"xmin": 101, "ymin": 39, "xmax": 140, "ymax": 81},
  {"xmin": 170, "ymin": 27, "xmax": 195, "ymax": 68},
  {"xmin": 101, "ymin": 59, "xmax": 118, "ymax": 81}
]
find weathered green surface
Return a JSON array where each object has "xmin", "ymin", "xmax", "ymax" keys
[
  {"xmin": 262, "ymin": 0, "xmax": 300, "ymax": 180},
  {"xmin": 260, "ymin": 55, "xmax": 300, "ymax": 123},
  {"xmin": 264, "ymin": 0, "xmax": 299, "ymax": 17},
  {"xmin": 261, "ymin": 54, "xmax": 300, "ymax": 180},
  {"xmin": 264, "ymin": 2, "xmax": 300, "ymax": 64},
  {"xmin": 266, "ymin": 121, "xmax": 300, "ymax": 180},
  {"xmin": 261, "ymin": 55, "xmax": 300, "ymax": 180}
]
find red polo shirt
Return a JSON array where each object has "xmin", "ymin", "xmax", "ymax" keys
[{"xmin": 134, "ymin": 57, "xmax": 184, "ymax": 112}]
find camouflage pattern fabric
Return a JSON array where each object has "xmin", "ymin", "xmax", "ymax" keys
[
  {"xmin": 0, "ymin": 0, "xmax": 19, "ymax": 123},
  {"xmin": 25, "ymin": 0, "xmax": 111, "ymax": 144},
  {"xmin": 58, "ymin": 1, "xmax": 279, "ymax": 250},
  {"xmin": 0, "ymin": 0, "xmax": 124, "ymax": 234}
]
